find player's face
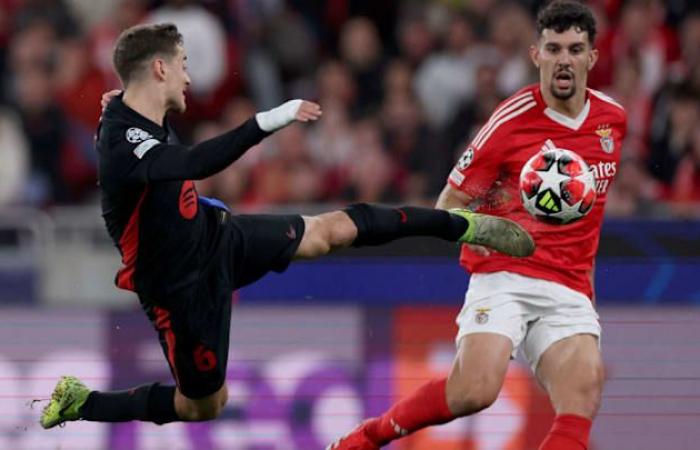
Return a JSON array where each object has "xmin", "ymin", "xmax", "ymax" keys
[
  {"xmin": 530, "ymin": 28, "xmax": 598, "ymax": 101},
  {"xmin": 164, "ymin": 45, "xmax": 191, "ymax": 113}
]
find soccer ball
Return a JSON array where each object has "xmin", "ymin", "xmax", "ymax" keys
[{"xmin": 519, "ymin": 148, "xmax": 596, "ymax": 224}]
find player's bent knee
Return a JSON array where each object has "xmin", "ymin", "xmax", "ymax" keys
[
  {"xmin": 446, "ymin": 375, "xmax": 501, "ymax": 416},
  {"xmin": 178, "ymin": 398, "xmax": 225, "ymax": 421},
  {"xmin": 554, "ymin": 362, "xmax": 604, "ymax": 418},
  {"xmin": 576, "ymin": 371, "xmax": 604, "ymax": 416},
  {"xmin": 298, "ymin": 214, "xmax": 354, "ymax": 258},
  {"xmin": 175, "ymin": 386, "xmax": 228, "ymax": 421}
]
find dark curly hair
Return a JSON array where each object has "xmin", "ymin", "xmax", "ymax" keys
[{"xmin": 536, "ymin": 0, "xmax": 597, "ymax": 44}]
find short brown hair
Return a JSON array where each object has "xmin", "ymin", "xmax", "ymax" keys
[{"xmin": 112, "ymin": 23, "xmax": 183, "ymax": 86}]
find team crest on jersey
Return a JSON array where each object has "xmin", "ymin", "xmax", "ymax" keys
[
  {"xmin": 457, "ymin": 146, "xmax": 475, "ymax": 170},
  {"xmin": 595, "ymin": 125, "xmax": 614, "ymax": 154},
  {"xmin": 475, "ymin": 308, "xmax": 490, "ymax": 325},
  {"xmin": 126, "ymin": 127, "xmax": 153, "ymax": 143}
]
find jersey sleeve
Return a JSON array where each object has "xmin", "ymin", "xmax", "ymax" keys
[
  {"xmin": 105, "ymin": 118, "xmax": 269, "ymax": 184},
  {"xmin": 447, "ymin": 125, "xmax": 504, "ymax": 199}
]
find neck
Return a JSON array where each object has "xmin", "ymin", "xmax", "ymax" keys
[
  {"xmin": 540, "ymin": 83, "xmax": 587, "ymax": 118},
  {"xmin": 122, "ymin": 83, "xmax": 167, "ymax": 126}
]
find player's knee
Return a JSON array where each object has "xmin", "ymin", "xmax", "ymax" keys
[
  {"xmin": 575, "ymin": 363, "xmax": 604, "ymax": 415},
  {"xmin": 299, "ymin": 214, "xmax": 354, "ymax": 258},
  {"xmin": 176, "ymin": 387, "xmax": 228, "ymax": 421},
  {"xmin": 179, "ymin": 399, "xmax": 225, "ymax": 421},
  {"xmin": 192, "ymin": 404, "xmax": 223, "ymax": 421},
  {"xmin": 446, "ymin": 374, "xmax": 501, "ymax": 416},
  {"xmin": 556, "ymin": 361, "xmax": 604, "ymax": 418}
]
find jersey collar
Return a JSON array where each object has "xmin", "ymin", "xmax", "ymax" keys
[
  {"xmin": 106, "ymin": 93, "xmax": 169, "ymax": 140},
  {"xmin": 535, "ymin": 86, "xmax": 591, "ymax": 131}
]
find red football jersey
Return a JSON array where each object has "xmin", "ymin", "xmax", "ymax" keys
[{"xmin": 448, "ymin": 84, "xmax": 627, "ymax": 299}]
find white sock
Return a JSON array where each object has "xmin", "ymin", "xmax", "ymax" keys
[{"xmin": 255, "ymin": 99, "xmax": 303, "ymax": 132}]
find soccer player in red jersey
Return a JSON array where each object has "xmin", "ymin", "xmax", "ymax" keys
[{"xmin": 329, "ymin": 1, "xmax": 626, "ymax": 449}]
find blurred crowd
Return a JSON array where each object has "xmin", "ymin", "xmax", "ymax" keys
[{"xmin": 1, "ymin": 0, "xmax": 700, "ymax": 217}]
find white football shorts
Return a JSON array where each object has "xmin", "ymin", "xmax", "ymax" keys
[{"xmin": 455, "ymin": 271, "xmax": 601, "ymax": 373}]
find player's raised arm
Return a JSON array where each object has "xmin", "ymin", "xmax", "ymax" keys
[{"xmin": 127, "ymin": 99, "xmax": 322, "ymax": 182}]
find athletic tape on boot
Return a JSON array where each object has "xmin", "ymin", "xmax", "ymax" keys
[{"xmin": 255, "ymin": 99, "xmax": 302, "ymax": 132}]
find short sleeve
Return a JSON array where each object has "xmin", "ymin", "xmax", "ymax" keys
[{"xmin": 447, "ymin": 129, "xmax": 503, "ymax": 199}]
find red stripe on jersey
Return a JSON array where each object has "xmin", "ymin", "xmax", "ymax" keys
[
  {"xmin": 115, "ymin": 188, "xmax": 149, "ymax": 291},
  {"xmin": 153, "ymin": 306, "xmax": 180, "ymax": 386}
]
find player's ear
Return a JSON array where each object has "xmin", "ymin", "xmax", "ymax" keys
[
  {"xmin": 529, "ymin": 45, "xmax": 540, "ymax": 69},
  {"xmin": 153, "ymin": 58, "xmax": 167, "ymax": 82},
  {"xmin": 587, "ymin": 48, "xmax": 599, "ymax": 71}
]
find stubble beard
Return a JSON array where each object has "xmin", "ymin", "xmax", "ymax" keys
[{"xmin": 550, "ymin": 81, "xmax": 576, "ymax": 100}]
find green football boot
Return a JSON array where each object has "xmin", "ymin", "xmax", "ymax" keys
[
  {"xmin": 449, "ymin": 209, "xmax": 535, "ymax": 257},
  {"xmin": 40, "ymin": 375, "xmax": 90, "ymax": 429}
]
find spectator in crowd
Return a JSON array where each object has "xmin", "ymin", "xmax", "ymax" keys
[
  {"xmin": 669, "ymin": 126, "xmax": 700, "ymax": 206},
  {"xmin": 247, "ymin": 124, "xmax": 323, "ymax": 205},
  {"xmin": 339, "ymin": 17, "xmax": 385, "ymax": 116},
  {"xmin": 648, "ymin": 82, "xmax": 700, "ymax": 194},
  {"xmin": 89, "ymin": 0, "xmax": 148, "ymax": 89},
  {"xmin": 0, "ymin": 107, "xmax": 29, "ymax": 206},
  {"xmin": 446, "ymin": 48, "xmax": 505, "ymax": 156},
  {"xmin": 603, "ymin": 56, "xmax": 651, "ymax": 160},
  {"xmin": 594, "ymin": 0, "xmax": 678, "ymax": 93},
  {"xmin": 149, "ymin": 0, "xmax": 226, "ymax": 98},
  {"xmin": 381, "ymin": 86, "xmax": 442, "ymax": 201},
  {"xmin": 396, "ymin": 11, "xmax": 436, "ymax": 69},
  {"xmin": 306, "ymin": 98, "xmax": 355, "ymax": 199},
  {"xmin": 488, "ymin": 1, "xmax": 537, "ymax": 95},
  {"xmin": 414, "ymin": 13, "xmax": 479, "ymax": 129},
  {"xmin": 12, "ymin": 65, "xmax": 70, "ymax": 205}
]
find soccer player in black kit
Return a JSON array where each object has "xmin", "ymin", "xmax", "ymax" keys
[{"xmin": 40, "ymin": 23, "xmax": 534, "ymax": 429}]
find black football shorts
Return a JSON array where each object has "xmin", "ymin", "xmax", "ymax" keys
[{"xmin": 141, "ymin": 212, "xmax": 305, "ymax": 398}]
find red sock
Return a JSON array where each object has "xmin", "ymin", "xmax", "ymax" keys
[
  {"xmin": 365, "ymin": 378, "xmax": 455, "ymax": 445},
  {"xmin": 539, "ymin": 414, "xmax": 592, "ymax": 450}
]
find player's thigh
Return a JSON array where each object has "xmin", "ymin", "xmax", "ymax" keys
[
  {"xmin": 535, "ymin": 333, "xmax": 604, "ymax": 416},
  {"xmin": 143, "ymin": 290, "xmax": 232, "ymax": 402},
  {"xmin": 451, "ymin": 294, "xmax": 523, "ymax": 411},
  {"xmin": 228, "ymin": 213, "xmax": 305, "ymax": 288},
  {"xmin": 448, "ymin": 332, "xmax": 513, "ymax": 408}
]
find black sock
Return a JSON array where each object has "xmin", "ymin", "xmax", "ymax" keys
[
  {"xmin": 343, "ymin": 203, "xmax": 468, "ymax": 247},
  {"xmin": 79, "ymin": 383, "xmax": 179, "ymax": 424}
]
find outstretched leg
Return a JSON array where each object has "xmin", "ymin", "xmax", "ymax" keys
[{"xmin": 296, "ymin": 203, "xmax": 534, "ymax": 259}]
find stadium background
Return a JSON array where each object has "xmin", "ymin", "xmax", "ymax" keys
[{"xmin": 1, "ymin": 0, "xmax": 699, "ymax": 449}]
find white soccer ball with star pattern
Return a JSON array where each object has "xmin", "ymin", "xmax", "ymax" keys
[{"xmin": 519, "ymin": 148, "xmax": 596, "ymax": 224}]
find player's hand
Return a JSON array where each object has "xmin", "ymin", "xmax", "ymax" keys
[
  {"xmin": 467, "ymin": 244, "xmax": 491, "ymax": 256},
  {"xmin": 256, "ymin": 99, "xmax": 322, "ymax": 132},
  {"xmin": 101, "ymin": 89, "xmax": 121, "ymax": 111},
  {"xmin": 294, "ymin": 100, "xmax": 322, "ymax": 122}
]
